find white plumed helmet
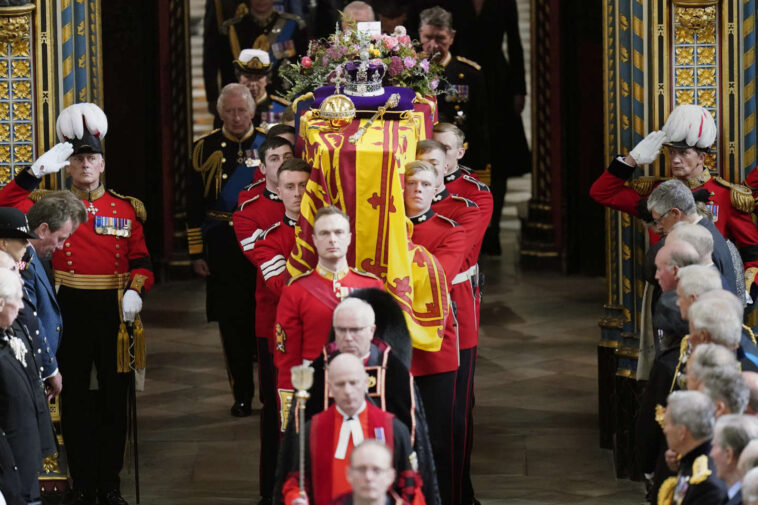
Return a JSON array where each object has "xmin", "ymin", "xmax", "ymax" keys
[{"xmin": 662, "ymin": 104, "xmax": 717, "ymax": 152}]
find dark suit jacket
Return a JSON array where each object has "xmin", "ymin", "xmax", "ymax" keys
[
  {"xmin": 0, "ymin": 324, "xmax": 56, "ymax": 501},
  {"xmin": 723, "ymin": 488, "xmax": 742, "ymax": 505},
  {"xmin": 698, "ymin": 218, "xmax": 739, "ymax": 296},
  {"xmin": 21, "ymin": 247, "xmax": 63, "ymax": 379}
]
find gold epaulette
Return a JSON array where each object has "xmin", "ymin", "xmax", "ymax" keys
[
  {"xmin": 455, "ymin": 55, "xmax": 482, "ymax": 71},
  {"xmin": 29, "ymin": 189, "xmax": 52, "ymax": 203},
  {"xmin": 630, "ymin": 176, "xmax": 667, "ymax": 196},
  {"xmin": 271, "ymin": 95, "xmax": 291, "ymax": 106},
  {"xmin": 349, "ymin": 267, "xmax": 381, "ymax": 281},
  {"xmin": 690, "ymin": 454, "xmax": 712, "ymax": 484},
  {"xmin": 655, "ymin": 404, "xmax": 665, "ymax": 428},
  {"xmin": 657, "ymin": 476, "xmax": 677, "ymax": 505},
  {"xmin": 108, "ymin": 190, "xmax": 147, "ymax": 222},
  {"xmin": 287, "ymin": 269, "xmax": 313, "ymax": 285},
  {"xmin": 193, "ymin": 128, "xmax": 220, "ymax": 143},
  {"xmin": 255, "ymin": 126, "xmax": 267, "ymax": 135},
  {"xmin": 714, "ymin": 177, "xmax": 755, "ymax": 213}
]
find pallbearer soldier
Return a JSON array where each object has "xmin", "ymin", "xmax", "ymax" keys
[
  {"xmin": 0, "ymin": 103, "xmax": 153, "ymax": 505},
  {"xmin": 420, "ymin": 7, "xmax": 491, "ymax": 174},
  {"xmin": 246, "ymin": 157, "xmax": 309, "ymax": 505},
  {"xmin": 403, "ymin": 159, "xmax": 468, "ymax": 505},
  {"xmin": 274, "ymin": 206, "xmax": 383, "ymax": 430},
  {"xmin": 590, "ymin": 104, "xmax": 758, "ymax": 295},
  {"xmin": 234, "ymin": 48, "xmax": 291, "ymax": 128},
  {"xmin": 187, "ymin": 83, "xmax": 266, "ymax": 418}
]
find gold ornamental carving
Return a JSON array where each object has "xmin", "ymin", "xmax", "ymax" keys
[
  {"xmin": 675, "ymin": 6, "xmax": 716, "ymax": 32},
  {"xmin": 0, "ymin": 5, "xmax": 35, "ymax": 45},
  {"xmin": 673, "ymin": 0, "xmax": 718, "ymax": 6}
]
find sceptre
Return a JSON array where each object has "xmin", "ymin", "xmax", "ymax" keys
[{"xmin": 291, "ymin": 363, "xmax": 314, "ymax": 500}]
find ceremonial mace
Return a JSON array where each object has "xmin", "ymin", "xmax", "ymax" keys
[
  {"xmin": 126, "ymin": 322, "xmax": 141, "ymax": 504},
  {"xmin": 291, "ymin": 363, "xmax": 315, "ymax": 500}
]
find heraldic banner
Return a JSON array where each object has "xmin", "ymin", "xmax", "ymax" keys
[{"xmin": 287, "ymin": 104, "xmax": 449, "ymax": 352}]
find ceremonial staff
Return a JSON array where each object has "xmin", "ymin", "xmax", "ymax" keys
[
  {"xmin": 126, "ymin": 322, "xmax": 141, "ymax": 504},
  {"xmin": 291, "ymin": 363, "xmax": 314, "ymax": 499}
]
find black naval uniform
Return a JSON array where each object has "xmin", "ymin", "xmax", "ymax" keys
[
  {"xmin": 254, "ymin": 91, "xmax": 291, "ymax": 128},
  {"xmin": 657, "ymin": 441, "xmax": 725, "ymax": 505},
  {"xmin": 187, "ymin": 126, "xmax": 266, "ymax": 410},
  {"xmin": 203, "ymin": 2, "xmax": 307, "ymax": 110},
  {"xmin": 438, "ymin": 53, "xmax": 491, "ymax": 173}
]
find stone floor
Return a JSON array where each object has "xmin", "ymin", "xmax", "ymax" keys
[{"xmin": 115, "ymin": 182, "xmax": 645, "ymax": 504}]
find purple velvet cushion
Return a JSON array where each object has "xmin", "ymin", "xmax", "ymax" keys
[{"xmin": 312, "ymin": 85, "xmax": 416, "ymax": 114}]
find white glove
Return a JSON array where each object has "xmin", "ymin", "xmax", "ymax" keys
[
  {"xmin": 30, "ymin": 142, "xmax": 73, "ymax": 178},
  {"xmin": 122, "ymin": 289, "xmax": 143, "ymax": 323},
  {"xmin": 55, "ymin": 102, "xmax": 108, "ymax": 142},
  {"xmin": 629, "ymin": 130, "xmax": 667, "ymax": 165}
]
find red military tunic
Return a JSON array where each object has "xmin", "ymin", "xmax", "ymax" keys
[
  {"xmin": 249, "ymin": 216, "xmax": 296, "ymax": 346},
  {"xmin": 274, "ymin": 265, "xmax": 383, "ymax": 423},
  {"xmin": 233, "ymin": 186, "xmax": 285, "ymax": 262},
  {"xmin": 0, "ymin": 171, "xmax": 154, "ymax": 294},
  {"xmin": 409, "ymin": 210, "xmax": 468, "ymax": 376},
  {"xmin": 590, "ymin": 157, "xmax": 758, "ymax": 286},
  {"xmin": 443, "ymin": 166, "xmax": 494, "ymax": 260},
  {"xmin": 235, "ymin": 177, "xmax": 265, "ymax": 208},
  {"xmin": 431, "ymin": 190, "xmax": 484, "ymax": 351}
]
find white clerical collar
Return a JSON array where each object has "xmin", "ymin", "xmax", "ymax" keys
[
  {"xmin": 336, "ymin": 401, "xmax": 366, "ymax": 420},
  {"xmin": 334, "ymin": 401, "xmax": 367, "ymax": 459}
]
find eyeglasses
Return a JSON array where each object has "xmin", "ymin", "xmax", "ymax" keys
[
  {"xmin": 334, "ymin": 326, "xmax": 370, "ymax": 335},
  {"xmin": 652, "ymin": 209, "xmax": 673, "ymax": 227}
]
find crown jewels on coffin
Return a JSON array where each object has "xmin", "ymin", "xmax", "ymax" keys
[{"xmin": 343, "ymin": 59, "xmax": 386, "ymax": 97}]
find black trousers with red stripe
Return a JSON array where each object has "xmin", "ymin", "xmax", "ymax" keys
[
  {"xmin": 257, "ymin": 337, "xmax": 279, "ymax": 500},
  {"xmin": 455, "ymin": 346, "xmax": 478, "ymax": 505},
  {"xmin": 416, "ymin": 371, "xmax": 457, "ymax": 505}
]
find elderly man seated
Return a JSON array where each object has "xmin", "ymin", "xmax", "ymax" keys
[{"xmin": 659, "ymin": 390, "xmax": 726, "ymax": 504}]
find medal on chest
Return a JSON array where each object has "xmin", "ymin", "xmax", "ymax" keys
[
  {"xmin": 94, "ymin": 215, "xmax": 133, "ymax": 237},
  {"xmin": 673, "ymin": 475, "xmax": 689, "ymax": 504},
  {"xmin": 705, "ymin": 201, "xmax": 719, "ymax": 222}
]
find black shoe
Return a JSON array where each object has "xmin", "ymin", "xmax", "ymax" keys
[
  {"xmin": 231, "ymin": 401, "xmax": 253, "ymax": 417},
  {"xmin": 98, "ymin": 489, "xmax": 128, "ymax": 505},
  {"xmin": 63, "ymin": 490, "xmax": 96, "ymax": 505}
]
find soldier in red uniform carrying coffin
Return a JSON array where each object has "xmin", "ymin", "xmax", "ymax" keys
[
  {"xmin": 589, "ymin": 104, "xmax": 758, "ymax": 294},
  {"xmin": 274, "ymin": 206, "xmax": 383, "ymax": 429},
  {"xmin": 0, "ymin": 103, "xmax": 153, "ymax": 505}
]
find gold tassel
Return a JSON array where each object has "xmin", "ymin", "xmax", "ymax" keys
[
  {"xmin": 117, "ymin": 322, "xmax": 129, "ymax": 373},
  {"xmin": 134, "ymin": 316, "xmax": 146, "ymax": 370}
]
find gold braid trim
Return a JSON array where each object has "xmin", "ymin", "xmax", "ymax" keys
[
  {"xmin": 192, "ymin": 139, "xmax": 224, "ymax": 199},
  {"xmin": 745, "ymin": 324, "xmax": 757, "ymax": 346},
  {"xmin": 108, "ymin": 190, "xmax": 146, "ymax": 222},
  {"xmin": 690, "ymin": 454, "xmax": 712, "ymax": 484},
  {"xmin": 732, "ymin": 185, "xmax": 755, "ymax": 213},
  {"xmin": 29, "ymin": 189, "xmax": 52, "ymax": 202},
  {"xmin": 670, "ymin": 335, "xmax": 690, "ymax": 393},
  {"xmin": 657, "ymin": 477, "xmax": 677, "ymax": 505},
  {"xmin": 629, "ymin": 176, "xmax": 665, "ymax": 196}
]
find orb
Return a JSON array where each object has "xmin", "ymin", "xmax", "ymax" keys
[{"xmin": 319, "ymin": 93, "xmax": 356, "ymax": 128}]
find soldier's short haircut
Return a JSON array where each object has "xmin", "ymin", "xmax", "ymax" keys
[
  {"xmin": 217, "ymin": 83, "xmax": 255, "ymax": 115},
  {"xmin": 689, "ymin": 298, "xmax": 742, "ymax": 349},
  {"xmin": 740, "ymin": 441, "xmax": 758, "ymax": 477},
  {"xmin": 259, "ymin": 136, "xmax": 293, "ymax": 164},
  {"xmin": 405, "ymin": 160, "xmax": 438, "ymax": 179},
  {"xmin": 668, "ymin": 223, "xmax": 714, "ymax": 263},
  {"xmin": 663, "ymin": 240, "xmax": 700, "ymax": 269},
  {"xmin": 0, "ymin": 268, "xmax": 21, "ymax": 302},
  {"xmin": 333, "ymin": 297, "xmax": 375, "ymax": 325},
  {"xmin": 714, "ymin": 414, "xmax": 758, "ymax": 461},
  {"xmin": 313, "ymin": 206, "xmax": 350, "ymax": 230},
  {"xmin": 433, "ymin": 123, "xmax": 466, "ymax": 148},
  {"xmin": 279, "ymin": 106, "xmax": 296, "ymax": 125},
  {"xmin": 742, "ymin": 467, "xmax": 758, "ymax": 504},
  {"xmin": 416, "ymin": 139, "xmax": 447, "ymax": 158},
  {"xmin": 703, "ymin": 367, "xmax": 750, "ymax": 414},
  {"xmin": 419, "ymin": 6, "xmax": 453, "ymax": 32},
  {"xmin": 27, "ymin": 191, "xmax": 88, "ymax": 232},
  {"xmin": 647, "ymin": 179, "xmax": 697, "ymax": 217},
  {"xmin": 689, "ymin": 343, "xmax": 738, "ymax": 384},
  {"xmin": 276, "ymin": 158, "xmax": 311, "ymax": 178},
  {"xmin": 676, "ymin": 264, "xmax": 722, "ymax": 297},
  {"xmin": 666, "ymin": 390, "xmax": 715, "ymax": 440},
  {"xmin": 267, "ymin": 123, "xmax": 296, "ymax": 139}
]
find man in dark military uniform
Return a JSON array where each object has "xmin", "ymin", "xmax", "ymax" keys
[
  {"xmin": 234, "ymin": 48, "xmax": 291, "ymax": 129},
  {"xmin": 187, "ymin": 83, "xmax": 266, "ymax": 418},
  {"xmin": 203, "ymin": 0, "xmax": 307, "ymax": 117},
  {"xmin": 419, "ymin": 8, "xmax": 491, "ymax": 175},
  {"xmin": 658, "ymin": 391, "xmax": 726, "ymax": 505},
  {"xmin": 0, "ymin": 103, "xmax": 154, "ymax": 505}
]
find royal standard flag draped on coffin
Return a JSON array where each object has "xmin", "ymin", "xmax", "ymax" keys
[{"xmin": 287, "ymin": 107, "xmax": 449, "ymax": 351}]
